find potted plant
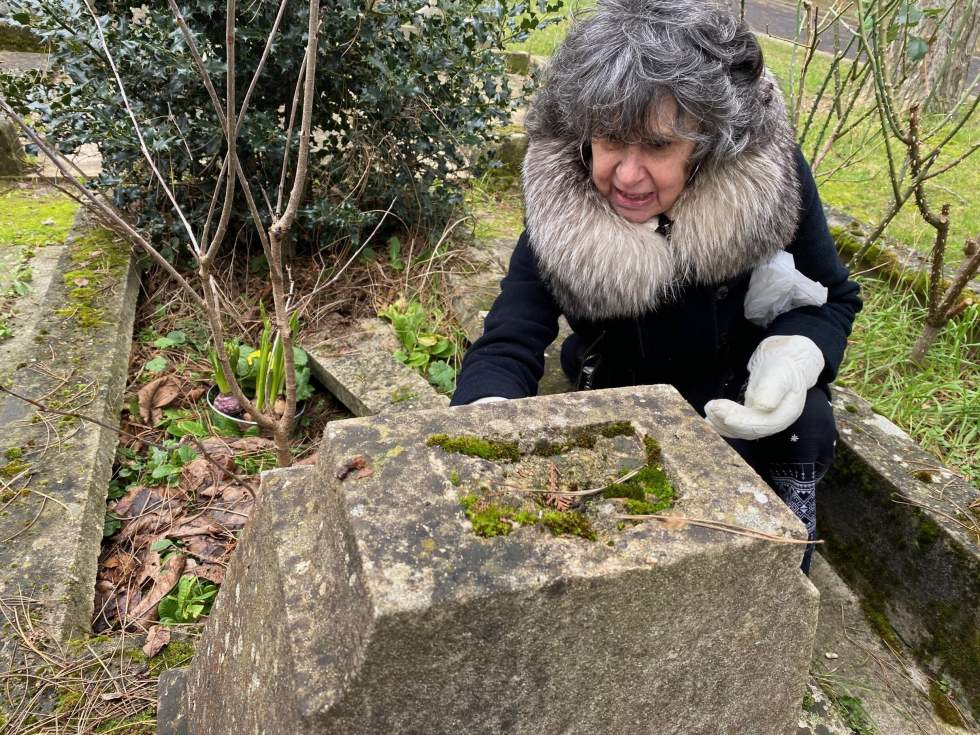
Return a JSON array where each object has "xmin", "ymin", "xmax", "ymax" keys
[{"xmin": 207, "ymin": 311, "xmax": 314, "ymax": 431}]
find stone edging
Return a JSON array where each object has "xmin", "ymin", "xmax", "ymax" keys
[{"xmin": 0, "ymin": 208, "xmax": 139, "ymax": 645}]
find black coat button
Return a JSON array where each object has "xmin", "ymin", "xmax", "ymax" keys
[{"xmin": 715, "ymin": 285, "xmax": 729, "ymax": 300}]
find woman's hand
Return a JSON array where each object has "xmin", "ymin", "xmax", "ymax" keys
[{"xmin": 704, "ymin": 336, "xmax": 824, "ymax": 440}]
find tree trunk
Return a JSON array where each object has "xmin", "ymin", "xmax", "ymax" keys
[
  {"xmin": 909, "ymin": 321, "xmax": 942, "ymax": 365},
  {"xmin": 892, "ymin": 0, "xmax": 980, "ymax": 114}
]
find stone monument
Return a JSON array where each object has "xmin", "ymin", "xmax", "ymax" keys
[{"xmin": 159, "ymin": 385, "xmax": 818, "ymax": 734}]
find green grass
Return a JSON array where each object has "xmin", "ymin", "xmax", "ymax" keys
[
  {"xmin": 838, "ymin": 276, "xmax": 979, "ymax": 486},
  {"xmin": 0, "ymin": 189, "xmax": 78, "ymax": 248},
  {"xmin": 760, "ymin": 36, "xmax": 978, "ymax": 265},
  {"xmin": 507, "ymin": 14, "xmax": 979, "ymax": 264}
]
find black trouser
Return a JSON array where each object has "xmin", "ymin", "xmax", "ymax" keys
[{"xmin": 722, "ymin": 387, "xmax": 837, "ymax": 574}]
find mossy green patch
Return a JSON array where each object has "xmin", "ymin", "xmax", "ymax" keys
[
  {"xmin": 916, "ymin": 516, "xmax": 940, "ymax": 547},
  {"xmin": 0, "ymin": 24, "xmax": 45, "ymax": 52},
  {"xmin": 449, "ymin": 470, "xmax": 461, "ymax": 486},
  {"xmin": 427, "ymin": 433, "xmax": 521, "ymax": 462},
  {"xmin": 928, "ymin": 679, "xmax": 967, "ymax": 727},
  {"xmin": 912, "ymin": 469, "xmax": 935, "ymax": 484},
  {"xmin": 56, "ymin": 686, "xmax": 84, "ymax": 712},
  {"xmin": 460, "ymin": 493, "xmax": 595, "ymax": 540},
  {"xmin": 860, "ymin": 597, "xmax": 902, "ymax": 652},
  {"xmin": 56, "ymin": 227, "xmax": 130, "ymax": 330},
  {"xmin": 4, "ymin": 447, "xmax": 23, "ymax": 461},
  {"xmin": 0, "ymin": 190, "xmax": 78, "ymax": 248},
  {"xmin": 539, "ymin": 509, "xmax": 596, "ymax": 540},
  {"xmin": 531, "ymin": 421, "xmax": 635, "ymax": 456},
  {"xmin": 0, "ymin": 458, "xmax": 29, "ymax": 479},
  {"xmin": 601, "ymin": 439, "xmax": 676, "ymax": 516},
  {"xmin": 831, "ymin": 694, "xmax": 876, "ymax": 735},
  {"xmin": 92, "ymin": 709, "xmax": 155, "ymax": 734}
]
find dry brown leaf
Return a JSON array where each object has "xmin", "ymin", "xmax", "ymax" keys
[
  {"xmin": 337, "ymin": 455, "xmax": 367, "ymax": 481},
  {"xmin": 183, "ymin": 387, "xmax": 206, "ymax": 406},
  {"xmin": 138, "ymin": 376, "xmax": 181, "ymax": 425},
  {"xmin": 296, "ymin": 454, "xmax": 319, "ymax": 466},
  {"xmin": 142, "ymin": 625, "xmax": 171, "ymax": 658},
  {"xmin": 181, "ymin": 456, "xmax": 234, "ymax": 497},
  {"xmin": 193, "ymin": 562, "xmax": 226, "ymax": 586},
  {"xmin": 168, "ymin": 518, "xmax": 219, "ymax": 539},
  {"xmin": 129, "ymin": 553, "xmax": 186, "ymax": 625},
  {"xmin": 352, "ymin": 467, "xmax": 374, "ymax": 480}
]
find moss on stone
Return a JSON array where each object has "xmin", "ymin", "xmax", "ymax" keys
[
  {"xmin": 56, "ymin": 227, "xmax": 129, "ymax": 330},
  {"xmin": 845, "ymin": 403, "xmax": 859, "ymax": 414},
  {"xmin": 539, "ymin": 510, "xmax": 597, "ymax": 540},
  {"xmin": 531, "ymin": 421, "xmax": 636, "ymax": 457},
  {"xmin": 912, "ymin": 469, "xmax": 935, "ymax": 483},
  {"xmin": 928, "ymin": 679, "xmax": 967, "ymax": 727},
  {"xmin": 0, "ymin": 458, "xmax": 29, "ymax": 479},
  {"xmin": 56, "ymin": 686, "xmax": 84, "ymax": 712},
  {"xmin": 449, "ymin": 470, "xmax": 461, "ymax": 486},
  {"xmin": 601, "ymin": 447, "xmax": 676, "ymax": 517},
  {"xmin": 4, "ymin": 447, "xmax": 23, "ymax": 461},
  {"xmin": 427, "ymin": 433, "xmax": 521, "ymax": 462},
  {"xmin": 460, "ymin": 494, "xmax": 595, "ymax": 540},
  {"xmin": 643, "ymin": 436, "xmax": 663, "ymax": 465},
  {"xmin": 860, "ymin": 597, "xmax": 902, "ymax": 652},
  {"xmin": 916, "ymin": 516, "xmax": 941, "ymax": 547}
]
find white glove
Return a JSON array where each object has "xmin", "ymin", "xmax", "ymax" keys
[{"xmin": 704, "ymin": 336, "xmax": 824, "ymax": 440}]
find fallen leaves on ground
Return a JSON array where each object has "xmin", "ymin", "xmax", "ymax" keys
[
  {"xmin": 137, "ymin": 375, "xmax": 181, "ymax": 425},
  {"xmin": 142, "ymin": 625, "xmax": 171, "ymax": 658},
  {"xmin": 96, "ymin": 453, "xmax": 257, "ymax": 631}
]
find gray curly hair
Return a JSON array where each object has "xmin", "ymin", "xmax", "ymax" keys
[{"xmin": 526, "ymin": 0, "xmax": 779, "ymax": 166}]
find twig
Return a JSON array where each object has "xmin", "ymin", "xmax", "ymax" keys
[{"xmin": 615, "ymin": 513, "xmax": 821, "ymax": 545}]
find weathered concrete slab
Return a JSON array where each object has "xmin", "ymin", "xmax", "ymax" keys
[
  {"xmin": 306, "ymin": 318, "xmax": 448, "ymax": 417},
  {"xmin": 808, "ymin": 552, "xmax": 974, "ymax": 734},
  {"xmin": 0, "ymin": 243, "xmax": 63, "ymax": 372},
  {"xmin": 166, "ymin": 385, "xmax": 818, "ymax": 734},
  {"xmin": 0, "ymin": 207, "xmax": 138, "ymax": 648},
  {"xmin": 821, "ymin": 386, "xmax": 980, "ymax": 723}
]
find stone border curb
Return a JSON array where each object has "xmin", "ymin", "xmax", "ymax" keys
[
  {"xmin": 305, "ymin": 318, "xmax": 448, "ymax": 417},
  {"xmin": 0, "ymin": 207, "xmax": 139, "ymax": 644},
  {"xmin": 820, "ymin": 385, "xmax": 979, "ymax": 721}
]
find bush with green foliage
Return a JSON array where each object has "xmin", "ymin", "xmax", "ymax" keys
[{"xmin": 2, "ymin": 0, "xmax": 560, "ymax": 259}]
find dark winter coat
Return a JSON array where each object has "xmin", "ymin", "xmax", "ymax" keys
[{"xmin": 451, "ymin": 74, "xmax": 862, "ymax": 410}]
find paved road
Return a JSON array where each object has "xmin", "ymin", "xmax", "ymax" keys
[{"xmin": 743, "ymin": 0, "xmax": 980, "ymax": 85}]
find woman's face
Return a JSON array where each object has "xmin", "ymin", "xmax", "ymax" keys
[{"xmin": 590, "ymin": 100, "xmax": 697, "ymax": 224}]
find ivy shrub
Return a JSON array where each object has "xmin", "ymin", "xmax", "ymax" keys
[{"xmin": 2, "ymin": 0, "xmax": 559, "ymax": 259}]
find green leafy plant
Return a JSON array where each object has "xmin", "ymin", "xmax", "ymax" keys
[
  {"xmin": 146, "ymin": 443, "xmax": 197, "ymax": 483},
  {"xmin": 209, "ymin": 311, "xmax": 314, "ymax": 418},
  {"xmin": 157, "ymin": 574, "xmax": 218, "ymax": 625},
  {"xmin": 2, "ymin": 0, "xmax": 556, "ymax": 258},
  {"xmin": 150, "ymin": 538, "xmax": 184, "ymax": 562},
  {"xmin": 379, "ymin": 298, "xmax": 459, "ymax": 394}
]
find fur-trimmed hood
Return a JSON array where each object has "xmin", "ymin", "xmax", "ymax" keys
[{"xmin": 521, "ymin": 72, "xmax": 801, "ymax": 321}]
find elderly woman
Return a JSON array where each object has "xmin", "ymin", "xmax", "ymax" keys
[{"xmin": 450, "ymin": 0, "xmax": 861, "ymax": 572}]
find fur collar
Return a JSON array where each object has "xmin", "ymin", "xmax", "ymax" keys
[{"xmin": 521, "ymin": 77, "xmax": 801, "ymax": 320}]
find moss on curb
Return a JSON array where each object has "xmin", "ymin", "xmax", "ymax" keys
[{"xmin": 56, "ymin": 227, "xmax": 130, "ymax": 329}]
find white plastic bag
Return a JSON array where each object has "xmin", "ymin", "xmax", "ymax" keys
[{"xmin": 744, "ymin": 251, "xmax": 828, "ymax": 328}]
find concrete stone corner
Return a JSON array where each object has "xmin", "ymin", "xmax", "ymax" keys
[{"xmin": 166, "ymin": 386, "xmax": 818, "ymax": 734}]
